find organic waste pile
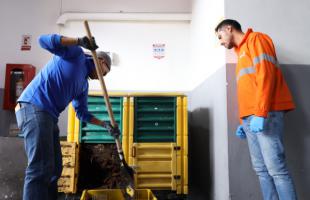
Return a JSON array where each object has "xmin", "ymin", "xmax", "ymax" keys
[{"xmin": 78, "ymin": 144, "xmax": 130, "ymax": 191}]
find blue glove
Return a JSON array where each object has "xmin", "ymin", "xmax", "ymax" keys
[
  {"xmin": 250, "ymin": 116, "xmax": 265, "ymax": 133},
  {"xmin": 235, "ymin": 125, "xmax": 246, "ymax": 139}
]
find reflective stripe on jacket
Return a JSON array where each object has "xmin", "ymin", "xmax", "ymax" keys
[{"xmin": 234, "ymin": 29, "xmax": 295, "ymax": 118}]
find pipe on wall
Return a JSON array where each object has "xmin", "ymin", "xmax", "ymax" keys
[{"xmin": 57, "ymin": 13, "xmax": 192, "ymax": 25}]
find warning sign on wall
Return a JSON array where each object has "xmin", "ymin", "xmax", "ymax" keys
[
  {"xmin": 21, "ymin": 35, "xmax": 32, "ymax": 51},
  {"xmin": 153, "ymin": 43, "xmax": 165, "ymax": 59}
]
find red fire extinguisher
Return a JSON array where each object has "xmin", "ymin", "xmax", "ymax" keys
[
  {"xmin": 3, "ymin": 64, "xmax": 35, "ymax": 110},
  {"xmin": 15, "ymin": 77, "xmax": 24, "ymax": 100},
  {"xmin": 9, "ymin": 70, "xmax": 24, "ymax": 102}
]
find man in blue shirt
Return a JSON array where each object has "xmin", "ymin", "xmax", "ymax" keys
[{"xmin": 15, "ymin": 34, "xmax": 119, "ymax": 200}]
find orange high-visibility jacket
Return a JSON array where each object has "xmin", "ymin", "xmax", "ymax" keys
[{"xmin": 234, "ymin": 29, "xmax": 295, "ymax": 118}]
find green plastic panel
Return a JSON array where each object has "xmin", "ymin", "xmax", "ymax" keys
[
  {"xmin": 80, "ymin": 96, "xmax": 123, "ymax": 143},
  {"xmin": 134, "ymin": 97, "xmax": 176, "ymax": 142}
]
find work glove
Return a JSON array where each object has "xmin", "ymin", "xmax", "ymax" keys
[
  {"xmin": 235, "ymin": 125, "xmax": 246, "ymax": 139},
  {"xmin": 77, "ymin": 36, "xmax": 98, "ymax": 51},
  {"xmin": 250, "ymin": 116, "xmax": 265, "ymax": 133},
  {"xmin": 102, "ymin": 122, "xmax": 121, "ymax": 138}
]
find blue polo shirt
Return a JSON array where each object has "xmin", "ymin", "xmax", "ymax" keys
[{"xmin": 18, "ymin": 34, "xmax": 94, "ymax": 122}]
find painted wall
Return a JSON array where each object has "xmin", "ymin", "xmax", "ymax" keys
[
  {"xmin": 188, "ymin": 67, "xmax": 229, "ymax": 200},
  {"xmin": 0, "ymin": 0, "xmax": 192, "ymax": 136},
  {"xmin": 59, "ymin": 0, "xmax": 192, "ymax": 92},
  {"xmin": 226, "ymin": 63, "xmax": 262, "ymax": 200},
  {"xmin": 225, "ymin": 0, "xmax": 310, "ymax": 65},
  {"xmin": 226, "ymin": 64, "xmax": 310, "ymax": 200},
  {"xmin": 281, "ymin": 65, "xmax": 310, "ymax": 200},
  {"xmin": 189, "ymin": 0, "xmax": 225, "ymax": 89},
  {"xmin": 0, "ymin": 0, "xmax": 62, "ymax": 135},
  {"xmin": 189, "ymin": 0, "xmax": 310, "ymax": 199},
  {"xmin": 224, "ymin": 0, "xmax": 310, "ymax": 199},
  {"xmin": 0, "ymin": 0, "xmax": 61, "ymax": 88},
  {"xmin": 60, "ymin": 20, "xmax": 191, "ymax": 92},
  {"xmin": 188, "ymin": 1, "xmax": 229, "ymax": 199}
]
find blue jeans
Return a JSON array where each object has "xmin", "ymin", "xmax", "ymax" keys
[
  {"xmin": 242, "ymin": 112, "xmax": 297, "ymax": 200},
  {"xmin": 15, "ymin": 103, "xmax": 62, "ymax": 200}
]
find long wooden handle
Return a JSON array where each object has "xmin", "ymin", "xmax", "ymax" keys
[
  {"xmin": 83, "ymin": 20, "xmax": 116, "ymax": 127},
  {"xmin": 83, "ymin": 25, "xmax": 133, "ymax": 197}
]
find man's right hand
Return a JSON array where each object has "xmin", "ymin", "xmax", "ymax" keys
[
  {"xmin": 77, "ymin": 36, "xmax": 98, "ymax": 51},
  {"xmin": 235, "ymin": 125, "xmax": 246, "ymax": 139}
]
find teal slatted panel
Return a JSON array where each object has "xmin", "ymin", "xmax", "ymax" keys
[
  {"xmin": 79, "ymin": 96, "xmax": 123, "ymax": 143},
  {"xmin": 134, "ymin": 97, "xmax": 176, "ymax": 142}
]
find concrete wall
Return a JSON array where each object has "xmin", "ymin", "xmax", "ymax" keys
[
  {"xmin": 188, "ymin": 66, "xmax": 228, "ymax": 200},
  {"xmin": 226, "ymin": 64, "xmax": 310, "ymax": 200},
  {"xmin": 226, "ymin": 63, "xmax": 262, "ymax": 200},
  {"xmin": 281, "ymin": 65, "xmax": 310, "ymax": 200},
  {"xmin": 225, "ymin": 0, "xmax": 310, "ymax": 64},
  {"xmin": 224, "ymin": 0, "xmax": 310, "ymax": 199},
  {"xmin": 188, "ymin": 1, "xmax": 230, "ymax": 200}
]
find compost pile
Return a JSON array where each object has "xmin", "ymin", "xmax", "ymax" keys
[{"xmin": 78, "ymin": 144, "xmax": 130, "ymax": 191}]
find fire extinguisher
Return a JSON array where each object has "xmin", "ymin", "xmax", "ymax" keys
[
  {"xmin": 3, "ymin": 64, "xmax": 35, "ymax": 110},
  {"xmin": 10, "ymin": 70, "xmax": 25, "ymax": 102},
  {"xmin": 15, "ymin": 78, "xmax": 24, "ymax": 100}
]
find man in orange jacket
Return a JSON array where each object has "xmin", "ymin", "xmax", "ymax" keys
[{"xmin": 215, "ymin": 19, "xmax": 297, "ymax": 200}]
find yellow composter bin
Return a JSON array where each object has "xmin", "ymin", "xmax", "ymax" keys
[
  {"xmin": 127, "ymin": 93, "xmax": 188, "ymax": 196},
  {"xmin": 80, "ymin": 189, "xmax": 157, "ymax": 200},
  {"xmin": 58, "ymin": 141, "xmax": 79, "ymax": 194},
  {"xmin": 60, "ymin": 92, "xmax": 188, "ymax": 199}
]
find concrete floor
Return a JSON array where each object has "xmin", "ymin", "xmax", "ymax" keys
[
  {"xmin": 0, "ymin": 137, "xmax": 188, "ymax": 200},
  {"xmin": 0, "ymin": 137, "xmax": 27, "ymax": 200}
]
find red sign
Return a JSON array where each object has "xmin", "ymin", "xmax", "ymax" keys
[
  {"xmin": 153, "ymin": 43, "xmax": 165, "ymax": 59},
  {"xmin": 21, "ymin": 35, "xmax": 32, "ymax": 51}
]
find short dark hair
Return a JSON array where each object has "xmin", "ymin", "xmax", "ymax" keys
[{"xmin": 215, "ymin": 19, "xmax": 242, "ymax": 32}]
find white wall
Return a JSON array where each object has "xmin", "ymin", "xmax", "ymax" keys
[
  {"xmin": 0, "ymin": 0, "xmax": 192, "ymax": 135},
  {"xmin": 0, "ymin": 0, "xmax": 61, "ymax": 88},
  {"xmin": 0, "ymin": 0, "xmax": 70, "ymax": 135},
  {"xmin": 225, "ymin": 0, "xmax": 310, "ymax": 65},
  {"xmin": 60, "ymin": 19, "xmax": 191, "ymax": 91},
  {"xmin": 189, "ymin": 0, "xmax": 229, "ymax": 200},
  {"xmin": 189, "ymin": 0, "xmax": 226, "ymax": 89}
]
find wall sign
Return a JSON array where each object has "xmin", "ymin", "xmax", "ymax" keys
[
  {"xmin": 153, "ymin": 43, "xmax": 165, "ymax": 59},
  {"xmin": 21, "ymin": 35, "xmax": 32, "ymax": 51}
]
